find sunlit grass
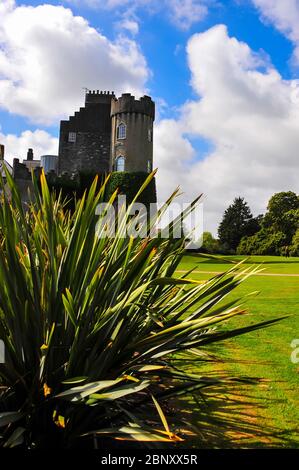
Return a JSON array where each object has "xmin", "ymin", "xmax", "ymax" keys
[{"xmin": 178, "ymin": 254, "xmax": 299, "ymax": 448}]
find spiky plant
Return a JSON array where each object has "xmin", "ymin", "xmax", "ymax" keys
[{"xmin": 0, "ymin": 170, "xmax": 277, "ymax": 448}]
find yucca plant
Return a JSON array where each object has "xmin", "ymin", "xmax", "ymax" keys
[{"xmin": 0, "ymin": 169, "xmax": 278, "ymax": 448}]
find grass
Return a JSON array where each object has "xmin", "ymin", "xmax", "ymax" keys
[{"xmin": 177, "ymin": 254, "xmax": 299, "ymax": 448}]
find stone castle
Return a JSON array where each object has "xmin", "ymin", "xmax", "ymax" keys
[
  {"xmin": 58, "ymin": 91, "xmax": 155, "ymax": 176},
  {"xmin": 0, "ymin": 91, "xmax": 155, "ymax": 191}
]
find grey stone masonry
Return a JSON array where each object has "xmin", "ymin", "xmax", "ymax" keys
[
  {"xmin": 58, "ymin": 91, "xmax": 115, "ymax": 175},
  {"xmin": 110, "ymin": 94, "xmax": 155, "ymax": 173},
  {"xmin": 57, "ymin": 91, "xmax": 155, "ymax": 176}
]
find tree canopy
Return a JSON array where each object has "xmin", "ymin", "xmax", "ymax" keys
[
  {"xmin": 218, "ymin": 197, "xmax": 259, "ymax": 252},
  {"xmin": 237, "ymin": 191, "xmax": 299, "ymax": 256}
]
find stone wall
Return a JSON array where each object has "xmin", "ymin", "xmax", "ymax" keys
[
  {"xmin": 111, "ymin": 112, "xmax": 154, "ymax": 173},
  {"xmin": 58, "ymin": 91, "xmax": 114, "ymax": 175},
  {"xmin": 58, "ymin": 129, "xmax": 111, "ymax": 175}
]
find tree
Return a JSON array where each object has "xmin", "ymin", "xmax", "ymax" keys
[
  {"xmin": 267, "ymin": 191, "xmax": 299, "ymax": 220},
  {"xmin": 237, "ymin": 229, "xmax": 286, "ymax": 256},
  {"xmin": 218, "ymin": 197, "xmax": 257, "ymax": 252},
  {"xmin": 290, "ymin": 228, "xmax": 299, "ymax": 256},
  {"xmin": 236, "ymin": 192, "xmax": 299, "ymax": 256},
  {"xmin": 263, "ymin": 192, "xmax": 299, "ymax": 232},
  {"xmin": 201, "ymin": 231, "xmax": 220, "ymax": 254}
]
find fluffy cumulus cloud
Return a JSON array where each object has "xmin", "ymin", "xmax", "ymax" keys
[
  {"xmin": 0, "ymin": 130, "xmax": 58, "ymax": 164},
  {"xmin": 154, "ymin": 119, "xmax": 195, "ymax": 195},
  {"xmin": 252, "ymin": 0, "xmax": 299, "ymax": 63},
  {"xmin": 0, "ymin": 1, "xmax": 149, "ymax": 125},
  {"xmin": 154, "ymin": 24, "xmax": 299, "ymax": 234},
  {"xmin": 64, "ymin": 0, "xmax": 210, "ymax": 30}
]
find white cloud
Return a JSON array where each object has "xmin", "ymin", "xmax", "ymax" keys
[
  {"xmin": 64, "ymin": 0, "xmax": 210, "ymax": 30},
  {"xmin": 252, "ymin": 0, "xmax": 299, "ymax": 63},
  {"xmin": 154, "ymin": 25, "xmax": 299, "ymax": 234},
  {"xmin": 0, "ymin": 0, "xmax": 14, "ymax": 15},
  {"xmin": 0, "ymin": 1, "xmax": 149, "ymax": 125},
  {"xmin": 116, "ymin": 19, "xmax": 140, "ymax": 36},
  {"xmin": 0, "ymin": 130, "xmax": 58, "ymax": 164},
  {"xmin": 154, "ymin": 119, "xmax": 195, "ymax": 199},
  {"xmin": 169, "ymin": 0, "xmax": 208, "ymax": 30}
]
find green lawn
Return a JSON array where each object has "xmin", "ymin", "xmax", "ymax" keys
[{"xmin": 177, "ymin": 254, "xmax": 299, "ymax": 448}]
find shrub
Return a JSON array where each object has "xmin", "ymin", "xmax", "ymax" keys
[
  {"xmin": 237, "ymin": 229, "xmax": 286, "ymax": 256},
  {"xmin": 0, "ymin": 170, "xmax": 278, "ymax": 448}
]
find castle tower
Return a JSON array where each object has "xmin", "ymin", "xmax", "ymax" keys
[
  {"xmin": 110, "ymin": 94, "xmax": 155, "ymax": 173},
  {"xmin": 58, "ymin": 91, "xmax": 115, "ymax": 175},
  {"xmin": 0, "ymin": 144, "xmax": 5, "ymax": 160}
]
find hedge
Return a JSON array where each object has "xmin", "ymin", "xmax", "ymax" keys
[
  {"xmin": 105, "ymin": 171, "xmax": 157, "ymax": 208},
  {"xmin": 45, "ymin": 171, "xmax": 157, "ymax": 208}
]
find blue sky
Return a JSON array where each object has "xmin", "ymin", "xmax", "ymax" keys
[
  {"xmin": 1, "ymin": 0, "xmax": 299, "ymax": 233},
  {"xmin": 0, "ymin": 0, "xmax": 294, "ymax": 135}
]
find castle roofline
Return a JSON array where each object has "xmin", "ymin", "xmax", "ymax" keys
[
  {"xmin": 111, "ymin": 93, "xmax": 155, "ymax": 120},
  {"xmin": 85, "ymin": 90, "xmax": 115, "ymax": 105}
]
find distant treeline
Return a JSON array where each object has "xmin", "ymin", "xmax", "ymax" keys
[{"xmin": 202, "ymin": 192, "xmax": 299, "ymax": 256}]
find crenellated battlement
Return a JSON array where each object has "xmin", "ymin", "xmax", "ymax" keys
[
  {"xmin": 111, "ymin": 93, "xmax": 155, "ymax": 120},
  {"xmin": 85, "ymin": 90, "xmax": 115, "ymax": 105},
  {"xmin": 87, "ymin": 90, "xmax": 115, "ymax": 95}
]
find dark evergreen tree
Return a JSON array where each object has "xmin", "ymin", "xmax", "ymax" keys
[{"xmin": 218, "ymin": 197, "xmax": 256, "ymax": 251}]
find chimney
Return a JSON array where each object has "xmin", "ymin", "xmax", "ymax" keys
[
  {"xmin": 27, "ymin": 148, "xmax": 34, "ymax": 161},
  {"xmin": 0, "ymin": 144, "xmax": 4, "ymax": 160}
]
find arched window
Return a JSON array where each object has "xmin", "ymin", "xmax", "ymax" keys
[
  {"xmin": 117, "ymin": 123, "xmax": 126, "ymax": 140},
  {"xmin": 115, "ymin": 156, "xmax": 125, "ymax": 172}
]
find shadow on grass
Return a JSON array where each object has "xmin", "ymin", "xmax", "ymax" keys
[
  {"xmin": 89, "ymin": 376, "xmax": 298, "ymax": 450},
  {"xmin": 175, "ymin": 379, "xmax": 299, "ymax": 449}
]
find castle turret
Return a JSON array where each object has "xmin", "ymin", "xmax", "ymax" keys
[{"xmin": 110, "ymin": 94, "xmax": 155, "ymax": 173}]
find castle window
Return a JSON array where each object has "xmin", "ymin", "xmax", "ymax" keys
[
  {"xmin": 68, "ymin": 132, "xmax": 76, "ymax": 143},
  {"xmin": 147, "ymin": 160, "xmax": 152, "ymax": 173},
  {"xmin": 115, "ymin": 156, "xmax": 125, "ymax": 172},
  {"xmin": 117, "ymin": 123, "xmax": 126, "ymax": 140},
  {"xmin": 148, "ymin": 129, "xmax": 152, "ymax": 142}
]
